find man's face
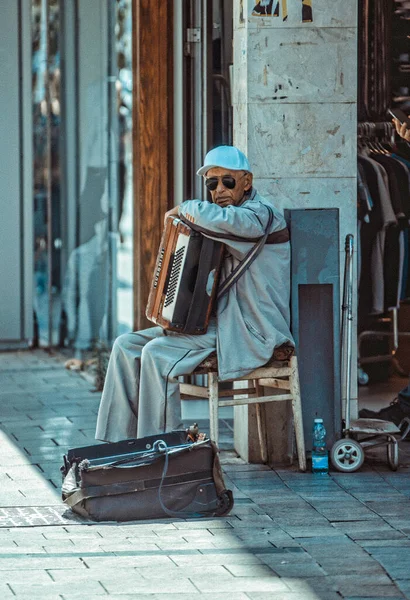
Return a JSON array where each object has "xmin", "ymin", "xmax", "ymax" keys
[{"xmin": 205, "ymin": 167, "xmax": 253, "ymax": 208}]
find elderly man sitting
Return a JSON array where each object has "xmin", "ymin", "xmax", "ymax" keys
[{"xmin": 95, "ymin": 145, "xmax": 294, "ymax": 442}]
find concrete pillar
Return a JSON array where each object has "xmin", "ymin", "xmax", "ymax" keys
[{"xmin": 232, "ymin": 0, "xmax": 358, "ymax": 463}]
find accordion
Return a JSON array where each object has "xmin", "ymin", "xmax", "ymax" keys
[{"xmin": 146, "ymin": 216, "xmax": 224, "ymax": 334}]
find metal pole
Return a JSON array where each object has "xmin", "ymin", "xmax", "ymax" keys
[
  {"xmin": 340, "ymin": 225, "xmax": 349, "ymax": 406},
  {"xmin": 344, "ymin": 234, "xmax": 354, "ymax": 431},
  {"xmin": 202, "ymin": 0, "xmax": 208, "ymax": 168},
  {"xmin": 106, "ymin": 0, "xmax": 118, "ymax": 344},
  {"xmin": 173, "ymin": 0, "xmax": 184, "ymax": 206},
  {"xmin": 43, "ymin": 0, "xmax": 53, "ymax": 348},
  {"xmin": 219, "ymin": 0, "xmax": 225, "ymax": 141},
  {"xmin": 392, "ymin": 307, "xmax": 399, "ymax": 352}
]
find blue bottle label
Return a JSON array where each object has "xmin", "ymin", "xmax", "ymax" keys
[{"xmin": 312, "ymin": 453, "xmax": 329, "ymax": 473}]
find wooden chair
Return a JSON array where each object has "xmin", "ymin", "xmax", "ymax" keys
[{"xmin": 180, "ymin": 349, "xmax": 306, "ymax": 471}]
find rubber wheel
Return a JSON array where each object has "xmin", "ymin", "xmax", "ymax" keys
[
  {"xmin": 215, "ymin": 490, "xmax": 234, "ymax": 516},
  {"xmin": 387, "ymin": 441, "xmax": 399, "ymax": 471},
  {"xmin": 330, "ymin": 439, "xmax": 365, "ymax": 472}
]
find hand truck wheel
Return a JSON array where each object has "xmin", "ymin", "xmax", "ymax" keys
[
  {"xmin": 330, "ymin": 438, "xmax": 365, "ymax": 472},
  {"xmin": 387, "ymin": 440, "xmax": 399, "ymax": 471}
]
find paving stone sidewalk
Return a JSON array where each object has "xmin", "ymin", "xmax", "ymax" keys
[{"xmin": 1, "ymin": 349, "xmax": 410, "ymax": 599}]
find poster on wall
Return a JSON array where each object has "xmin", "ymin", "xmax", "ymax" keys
[{"xmin": 251, "ymin": 0, "xmax": 313, "ymax": 23}]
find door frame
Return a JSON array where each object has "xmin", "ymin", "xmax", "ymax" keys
[{"xmin": 132, "ymin": 0, "xmax": 174, "ymax": 330}]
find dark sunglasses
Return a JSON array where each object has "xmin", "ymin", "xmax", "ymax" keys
[{"xmin": 204, "ymin": 173, "xmax": 246, "ymax": 191}]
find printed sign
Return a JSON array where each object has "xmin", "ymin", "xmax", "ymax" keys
[{"xmin": 251, "ymin": 0, "xmax": 313, "ymax": 23}]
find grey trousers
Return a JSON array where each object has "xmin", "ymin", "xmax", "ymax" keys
[{"xmin": 95, "ymin": 322, "xmax": 217, "ymax": 442}]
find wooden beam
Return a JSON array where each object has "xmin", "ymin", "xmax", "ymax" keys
[
  {"xmin": 132, "ymin": 0, "xmax": 174, "ymax": 330},
  {"xmin": 219, "ymin": 394, "xmax": 293, "ymax": 407}
]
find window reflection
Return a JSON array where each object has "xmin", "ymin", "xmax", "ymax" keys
[
  {"xmin": 32, "ymin": 0, "xmax": 133, "ymax": 351},
  {"xmin": 32, "ymin": 0, "xmax": 61, "ymax": 346}
]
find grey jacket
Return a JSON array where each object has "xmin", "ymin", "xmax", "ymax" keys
[{"xmin": 179, "ymin": 188, "xmax": 293, "ymax": 380}]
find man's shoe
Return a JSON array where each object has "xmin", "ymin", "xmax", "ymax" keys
[
  {"xmin": 358, "ymin": 407, "xmax": 380, "ymax": 419},
  {"xmin": 359, "ymin": 397, "xmax": 409, "ymax": 426}
]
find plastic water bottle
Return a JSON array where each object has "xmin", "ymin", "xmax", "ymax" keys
[{"xmin": 312, "ymin": 418, "xmax": 329, "ymax": 474}]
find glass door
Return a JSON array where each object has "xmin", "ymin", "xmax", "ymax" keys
[{"xmin": 179, "ymin": 0, "xmax": 233, "ymax": 202}]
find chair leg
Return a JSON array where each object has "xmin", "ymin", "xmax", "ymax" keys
[
  {"xmin": 255, "ymin": 381, "xmax": 268, "ymax": 463},
  {"xmin": 289, "ymin": 356, "xmax": 306, "ymax": 472},
  {"xmin": 208, "ymin": 372, "xmax": 219, "ymax": 444}
]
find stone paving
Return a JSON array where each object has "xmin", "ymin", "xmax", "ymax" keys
[{"xmin": 0, "ymin": 349, "xmax": 410, "ymax": 599}]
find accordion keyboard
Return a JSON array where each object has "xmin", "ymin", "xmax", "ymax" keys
[
  {"xmin": 164, "ymin": 246, "xmax": 186, "ymax": 308},
  {"xmin": 162, "ymin": 233, "xmax": 190, "ymax": 321}
]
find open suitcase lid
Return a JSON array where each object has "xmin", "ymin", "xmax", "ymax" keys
[
  {"xmin": 80, "ymin": 439, "xmax": 212, "ymax": 471},
  {"xmin": 66, "ymin": 430, "xmax": 188, "ymax": 464}
]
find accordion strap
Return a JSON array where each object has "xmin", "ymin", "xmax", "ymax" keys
[
  {"xmin": 217, "ymin": 206, "xmax": 274, "ymax": 300},
  {"xmin": 180, "ymin": 212, "xmax": 288, "ymax": 244}
]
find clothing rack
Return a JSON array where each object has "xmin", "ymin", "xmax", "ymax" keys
[
  {"xmin": 358, "ymin": 309, "xmax": 410, "ymax": 382},
  {"xmin": 357, "ymin": 120, "xmax": 410, "ymax": 384}
]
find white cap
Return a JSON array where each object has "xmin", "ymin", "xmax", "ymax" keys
[
  {"xmin": 197, "ymin": 145, "xmax": 251, "ymax": 176},
  {"xmin": 314, "ymin": 418, "xmax": 323, "ymax": 423}
]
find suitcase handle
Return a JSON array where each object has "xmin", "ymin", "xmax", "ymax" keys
[{"xmin": 106, "ymin": 440, "xmax": 191, "ymax": 468}]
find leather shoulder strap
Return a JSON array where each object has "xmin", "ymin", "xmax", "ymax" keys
[{"xmin": 217, "ymin": 206, "xmax": 274, "ymax": 299}]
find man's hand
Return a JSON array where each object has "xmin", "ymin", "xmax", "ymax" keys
[
  {"xmin": 393, "ymin": 117, "xmax": 410, "ymax": 142},
  {"xmin": 164, "ymin": 206, "xmax": 180, "ymax": 225}
]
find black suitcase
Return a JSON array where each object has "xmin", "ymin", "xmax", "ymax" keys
[{"xmin": 61, "ymin": 429, "xmax": 233, "ymax": 522}]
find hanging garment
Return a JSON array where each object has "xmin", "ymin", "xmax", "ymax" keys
[
  {"xmin": 370, "ymin": 154, "xmax": 409, "ymax": 309},
  {"xmin": 358, "ymin": 154, "xmax": 397, "ymax": 316},
  {"xmin": 358, "ymin": 0, "xmax": 392, "ymax": 120},
  {"xmin": 370, "ymin": 154, "xmax": 410, "ymax": 222},
  {"xmin": 391, "ymin": 152, "xmax": 410, "ymax": 299}
]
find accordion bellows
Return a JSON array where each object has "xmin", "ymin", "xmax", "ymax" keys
[{"xmin": 146, "ymin": 216, "xmax": 224, "ymax": 334}]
